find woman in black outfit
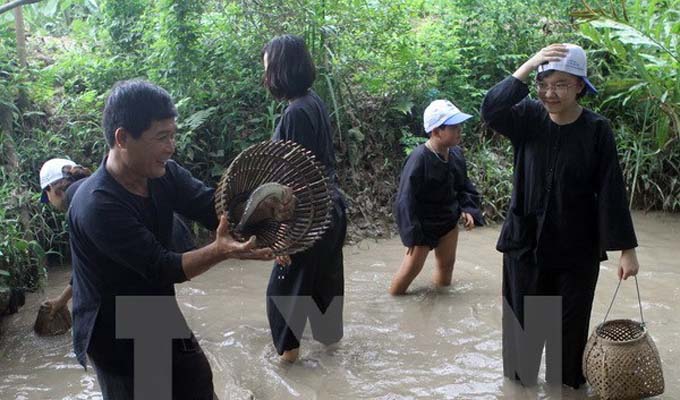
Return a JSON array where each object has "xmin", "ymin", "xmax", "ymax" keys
[
  {"xmin": 262, "ymin": 34, "xmax": 347, "ymax": 362},
  {"xmin": 481, "ymin": 43, "xmax": 640, "ymax": 388}
]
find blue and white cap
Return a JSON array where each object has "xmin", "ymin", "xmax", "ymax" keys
[
  {"xmin": 423, "ymin": 100, "xmax": 472, "ymax": 134},
  {"xmin": 537, "ymin": 43, "xmax": 597, "ymax": 94}
]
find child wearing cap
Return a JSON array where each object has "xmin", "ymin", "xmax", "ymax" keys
[
  {"xmin": 39, "ymin": 158, "xmax": 93, "ymax": 317},
  {"xmin": 38, "ymin": 158, "xmax": 196, "ymax": 319},
  {"xmin": 390, "ymin": 100, "xmax": 484, "ymax": 295},
  {"xmin": 481, "ymin": 43, "xmax": 640, "ymax": 388},
  {"xmin": 39, "ymin": 158, "xmax": 92, "ymax": 212}
]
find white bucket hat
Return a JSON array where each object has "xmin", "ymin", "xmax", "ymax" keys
[
  {"xmin": 39, "ymin": 158, "xmax": 76, "ymax": 203},
  {"xmin": 423, "ymin": 100, "xmax": 472, "ymax": 134},
  {"xmin": 537, "ymin": 43, "xmax": 597, "ymax": 94}
]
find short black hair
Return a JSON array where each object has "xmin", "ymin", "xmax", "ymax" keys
[
  {"xmin": 536, "ymin": 70, "xmax": 587, "ymax": 99},
  {"xmin": 102, "ymin": 79, "xmax": 177, "ymax": 147},
  {"xmin": 262, "ymin": 35, "xmax": 316, "ymax": 100}
]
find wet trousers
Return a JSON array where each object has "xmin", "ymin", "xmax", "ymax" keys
[
  {"xmin": 266, "ymin": 202, "xmax": 347, "ymax": 355},
  {"xmin": 502, "ymin": 254, "xmax": 599, "ymax": 388},
  {"xmin": 91, "ymin": 334, "xmax": 216, "ymax": 400}
]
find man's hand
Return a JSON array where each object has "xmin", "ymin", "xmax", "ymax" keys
[
  {"xmin": 216, "ymin": 215, "xmax": 274, "ymax": 260},
  {"xmin": 618, "ymin": 248, "xmax": 640, "ymax": 280},
  {"xmin": 460, "ymin": 212, "xmax": 475, "ymax": 231},
  {"xmin": 215, "ymin": 215, "xmax": 258, "ymax": 256}
]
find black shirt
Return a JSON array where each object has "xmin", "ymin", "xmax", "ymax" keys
[
  {"xmin": 481, "ymin": 76, "xmax": 637, "ymax": 267},
  {"xmin": 273, "ymin": 89, "xmax": 342, "ymax": 202},
  {"xmin": 68, "ymin": 159, "xmax": 217, "ymax": 371},
  {"xmin": 394, "ymin": 144, "xmax": 484, "ymax": 247}
]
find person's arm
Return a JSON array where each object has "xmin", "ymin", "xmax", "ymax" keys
[
  {"xmin": 511, "ymin": 43, "xmax": 568, "ymax": 83},
  {"xmin": 452, "ymin": 148, "xmax": 484, "ymax": 229},
  {"xmin": 45, "ymin": 284, "xmax": 73, "ymax": 317},
  {"xmin": 168, "ymin": 161, "xmax": 219, "ymax": 231},
  {"xmin": 481, "ymin": 44, "xmax": 569, "ymax": 143},
  {"xmin": 86, "ymin": 196, "xmax": 272, "ymax": 283},
  {"xmin": 595, "ymin": 120, "xmax": 639, "ymax": 279},
  {"xmin": 181, "ymin": 215, "xmax": 272, "ymax": 279},
  {"xmin": 394, "ymin": 152, "xmax": 426, "ymax": 250}
]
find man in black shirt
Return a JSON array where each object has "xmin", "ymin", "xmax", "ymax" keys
[{"xmin": 68, "ymin": 80, "xmax": 272, "ymax": 399}]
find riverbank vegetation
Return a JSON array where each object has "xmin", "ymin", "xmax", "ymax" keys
[{"xmin": 1, "ymin": 0, "xmax": 678, "ymax": 292}]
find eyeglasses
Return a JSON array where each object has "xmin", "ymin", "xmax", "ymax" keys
[{"xmin": 534, "ymin": 82, "xmax": 580, "ymax": 94}]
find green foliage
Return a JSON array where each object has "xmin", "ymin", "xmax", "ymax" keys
[
  {"xmin": 575, "ymin": 0, "xmax": 680, "ymax": 149},
  {"xmin": 0, "ymin": 170, "xmax": 49, "ymax": 291},
  {"xmin": 574, "ymin": 0, "xmax": 680, "ymax": 210},
  {"xmin": 0, "ymin": 0, "xmax": 678, "ymax": 293}
]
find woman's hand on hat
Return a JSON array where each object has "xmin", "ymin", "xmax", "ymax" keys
[
  {"xmin": 528, "ymin": 44, "xmax": 569, "ymax": 69},
  {"xmin": 514, "ymin": 43, "xmax": 569, "ymax": 82},
  {"xmin": 618, "ymin": 248, "xmax": 640, "ymax": 280}
]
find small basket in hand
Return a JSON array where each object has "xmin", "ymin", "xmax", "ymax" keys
[{"xmin": 583, "ymin": 277, "xmax": 664, "ymax": 400}]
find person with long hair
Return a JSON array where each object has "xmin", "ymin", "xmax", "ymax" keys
[{"xmin": 262, "ymin": 34, "xmax": 347, "ymax": 362}]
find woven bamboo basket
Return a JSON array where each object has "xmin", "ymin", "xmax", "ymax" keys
[
  {"xmin": 214, "ymin": 140, "xmax": 332, "ymax": 256},
  {"xmin": 583, "ymin": 278, "xmax": 664, "ymax": 400},
  {"xmin": 34, "ymin": 302, "xmax": 72, "ymax": 336}
]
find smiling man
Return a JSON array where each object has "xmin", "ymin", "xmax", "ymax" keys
[{"xmin": 67, "ymin": 80, "xmax": 272, "ymax": 399}]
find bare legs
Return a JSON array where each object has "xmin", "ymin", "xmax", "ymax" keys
[
  {"xmin": 433, "ymin": 227, "xmax": 459, "ymax": 287},
  {"xmin": 389, "ymin": 227, "xmax": 459, "ymax": 295},
  {"xmin": 389, "ymin": 245, "xmax": 430, "ymax": 295}
]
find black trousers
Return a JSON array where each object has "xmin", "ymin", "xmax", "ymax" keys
[
  {"xmin": 266, "ymin": 201, "xmax": 347, "ymax": 355},
  {"xmin": 91, "ymin": 335, "xmax": 216, "ymax": 400},
  {"xmin": 502, "ymin": 254, "xmax": 599, "ymax": 388}
]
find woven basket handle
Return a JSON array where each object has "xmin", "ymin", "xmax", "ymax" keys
[{"xmin": 602, "ymin": 276, "xmax": 645, "ymax": 327}]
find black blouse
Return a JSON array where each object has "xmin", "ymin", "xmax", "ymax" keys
[
  {"xmin": 481, "ymin": 76, "xmax": 637, "ymax": 268},
  {"xmin": 394, "ymin": 144, "xmax": 484, "ymax": 247}
]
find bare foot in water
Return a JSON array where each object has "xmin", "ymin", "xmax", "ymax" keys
[{"xmin": 281, "ymin": 348, "xmax": 299, "ymax": 363}]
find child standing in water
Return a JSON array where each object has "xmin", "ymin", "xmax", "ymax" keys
[
  {"xmin": 40, "ymin": 158, "xmax": 92, "ymax": 316},
  {"xmin": 390, "ymin": 100, "xmax": 484, "ymax": 295}
]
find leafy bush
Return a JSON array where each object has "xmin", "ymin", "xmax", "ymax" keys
[{"xmin": 1, "ymin": 0, "xmax": 677, "ymax": 293}]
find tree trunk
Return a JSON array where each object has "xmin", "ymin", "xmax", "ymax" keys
[{"xmin": 13, "ymin": 6, "xmax": 26, "ymax": 68}]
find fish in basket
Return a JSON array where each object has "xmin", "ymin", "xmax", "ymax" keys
[{"xmin": 214, "ymin": 140, "xmax": 333, "ymax": 256}]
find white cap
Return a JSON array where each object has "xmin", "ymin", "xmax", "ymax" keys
[
  {"xmin": 423, "ymin": 100, "xmax": 472, "ymax": 134},
  {"xmin": 39, "ymin": 158, "xmax": 76, "ymax": 203},
  {"xmin": 537, "ymin": 43, "xmax": 597, "ymax": 94}
]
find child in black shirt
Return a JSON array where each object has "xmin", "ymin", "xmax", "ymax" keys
[{"xmin": 390, "ymin": 100, "xmax": 484, "ymax": 295}]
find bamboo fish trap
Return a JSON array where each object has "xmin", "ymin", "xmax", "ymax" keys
[{"xmin": 214, "ymin": 140, "xmax": 333, "ymax": 256}]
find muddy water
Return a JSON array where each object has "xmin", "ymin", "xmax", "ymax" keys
[{"xmin": 1, "ymin": 212, "xmax": 678, "ymax": 399}]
